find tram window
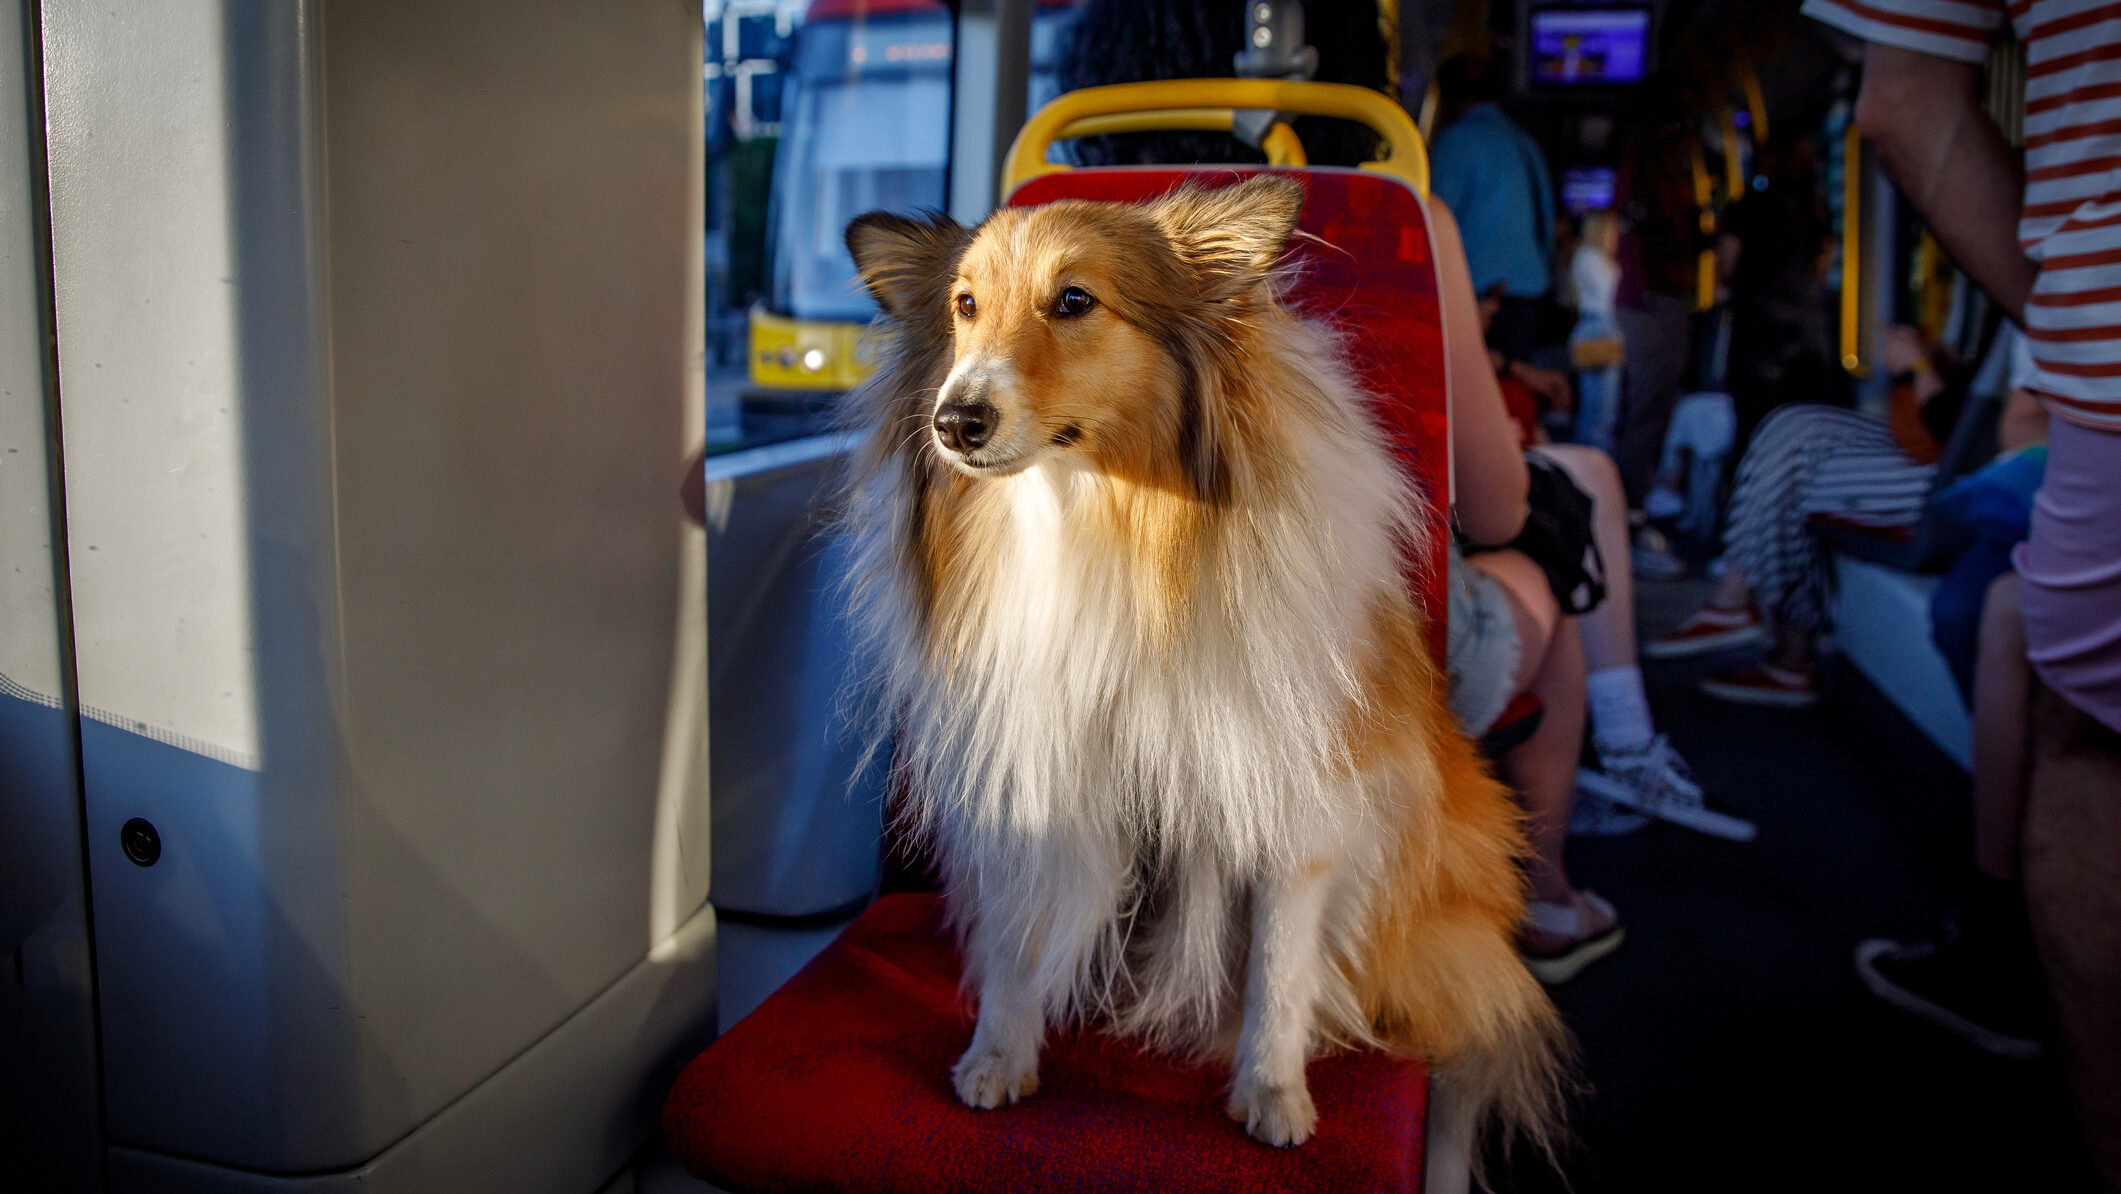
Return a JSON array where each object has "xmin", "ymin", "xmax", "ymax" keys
[
  {"xmin": 706, "ymin": 0, "xmax": 954, "ymax": 452},
  {"xmin": 1026, "ymin": 1, "xmax": 1084, "ymax": 113}
]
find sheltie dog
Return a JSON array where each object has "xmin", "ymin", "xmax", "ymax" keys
[{"xmin": 839, "ymin": 175, "xmax": 1565, "ymax": 1159}]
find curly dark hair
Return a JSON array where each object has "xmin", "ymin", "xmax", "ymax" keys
[{"xmin": 1055, "ymin": 0, "xmax": 1390, "ymax": 169}]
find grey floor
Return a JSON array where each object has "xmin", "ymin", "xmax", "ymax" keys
[{"xmin": 1493, "ymin": 577, "xmax": 2095, "ymax": 1192}]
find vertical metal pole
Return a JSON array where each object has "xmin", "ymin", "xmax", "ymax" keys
[{"xmin": 948, "ymin": 0, "xmax": 1032, "ymax": 223}]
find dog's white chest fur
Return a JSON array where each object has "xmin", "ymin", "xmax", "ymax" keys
[{"xmin": 928, "ymin": 455, "xmax": 1380, "ymax": 870}]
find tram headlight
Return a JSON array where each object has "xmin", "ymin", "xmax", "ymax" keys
[{"xmin": 801, "ymin": 347, "xmax": 827, "ymax": 373}]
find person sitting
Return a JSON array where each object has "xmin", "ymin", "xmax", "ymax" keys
[
  {"xmin": 1645, "ymin": 325, "xmax": 1983, "ymax": 706},
  {"xmin": 1474, "ymin": 263, "xmax": 1745, "ymax": 839},
  {"xmin": 1432, "ymin": 201, "xmax": 1624, "ymax": 981}
]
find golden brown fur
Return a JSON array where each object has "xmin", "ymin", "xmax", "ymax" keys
[{"xmin": 840, "ymin": 175, "xmax": 1566, "ymax": 1160}]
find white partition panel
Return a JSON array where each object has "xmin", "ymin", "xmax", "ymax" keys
[{"xmin": 41, "ymin": 1, "xmax": 711, "ymax": 1188}]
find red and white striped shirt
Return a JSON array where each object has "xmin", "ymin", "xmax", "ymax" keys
[{"xmin": 1805, "ymin": 0, "xmax": 2121, "ymax": 429}]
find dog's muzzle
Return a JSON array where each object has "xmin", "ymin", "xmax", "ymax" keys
[{"xmin": 933, "ymin": 400, "xmax": 997, "ymax": 454}]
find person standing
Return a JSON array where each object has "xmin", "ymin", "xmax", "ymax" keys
[
  {"xmin": 1803, "ymin": 4, "xmax": 2121, "ymax": 1187},
  {"xmin": 1429, "ymin": 55, "xmax": 1558, "ymax": 362}
]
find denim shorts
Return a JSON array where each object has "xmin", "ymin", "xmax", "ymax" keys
[{"xmin": 1445, "ymin": 543, "xmax": 1523, "ymax": 737}]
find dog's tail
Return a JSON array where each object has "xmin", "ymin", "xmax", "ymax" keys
[
  {"xmin": 1436, "ymin": 959, "xmax": 1573, "ymax": 1172},
  {"xmin": 1357, "ymin": 691, "xmax": 1576, "ymax": 1174}
]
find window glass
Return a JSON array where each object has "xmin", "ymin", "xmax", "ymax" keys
[{"xmin": 705, "ymin": 0, "xmax": 954, "ymax": 454}]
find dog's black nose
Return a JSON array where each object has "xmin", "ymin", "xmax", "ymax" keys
[{"xmin": 933, "ymin": 401, "xmax": 997, "ymax": 452}]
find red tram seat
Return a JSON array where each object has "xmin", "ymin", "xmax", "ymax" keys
[
  {"xmin": 664, "ymin": 84, "xmax": 1455, "ymax": 1192},
  {"xmin": 663, "ymin": 892, "xmax": 1430, "ymax": 1193}
]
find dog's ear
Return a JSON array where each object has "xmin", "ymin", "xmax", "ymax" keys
[
  {"xmin": 1146, "ymin": 175, "xmax": 1305, "ymax": 298},
  {"xmin": 846, "ymin": 211, "xmax": 971, "ymax": 324}
]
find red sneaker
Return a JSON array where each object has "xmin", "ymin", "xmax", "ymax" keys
[
  {"xmin": 1698, "ymin": 661, "xmax": 1821, "ymax": 708},
  {"xmin": 1643, "ymin": 604, "xmax": 1767, "ymax": 660}
]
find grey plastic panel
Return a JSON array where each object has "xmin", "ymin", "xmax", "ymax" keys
[
  {"xmin": 101, "ymin": 903, "xmax": 717, "ymax": 1194},
  {"xmin": 43, "ymin": 0, "xmax": 709, "ymax": 1181},
  {"xmin": 704, "ymin": 440, "xmax": 885, "ymax": 918}
]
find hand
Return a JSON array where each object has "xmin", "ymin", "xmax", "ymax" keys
[
  {"xmin": 1513, "ymin": 361, "xmax": 1574, "ymax": 413},
  {"xmin": 1882, "ymin": 324, "xmax": 1930, "ymax": 376}
]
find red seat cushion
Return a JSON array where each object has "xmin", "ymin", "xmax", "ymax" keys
[
  {"xmin": 1805, "ymin": 510, "xmax": 1916, "ymax": 543},
  {"xmin": 663, "ymin": 893, "xmax": 1429, "ymax": 1193}
]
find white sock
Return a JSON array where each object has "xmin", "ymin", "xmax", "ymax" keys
[{"xmin": 1587, "ymin": 664, "xmax": 1654, "ymax": 754}]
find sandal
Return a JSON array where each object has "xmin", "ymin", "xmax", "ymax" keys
[{"xmin": 1521, "ymin": 890, "xmax": 1626, "ymax": 985}]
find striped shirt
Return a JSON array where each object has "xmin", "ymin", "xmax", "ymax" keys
[{"xmin": 1804, "ymin": 0, "xmax": 2121, "ymax": 429}]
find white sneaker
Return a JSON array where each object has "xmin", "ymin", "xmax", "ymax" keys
[
  {"xmin": 1569, "ymin": 787, "xmax": 1651, "ymax": 837},
  {"xmin": 1581, "ymin": 735, "xmax": 1758, "ymax": 842}
]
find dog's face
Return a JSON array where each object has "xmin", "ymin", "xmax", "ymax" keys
[{"xmin": 846, "ymin": 176, "xmax": 1304, "ymax": 482}]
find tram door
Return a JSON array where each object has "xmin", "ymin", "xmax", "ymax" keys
[{"xmin": 1, "ymin": 3, "xmax": 712, "ymax": 1191}]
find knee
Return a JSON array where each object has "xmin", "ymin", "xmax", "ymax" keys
[{"xmin": 1980, "ymin": 572, "xmax": 2027, "ymax": 656}]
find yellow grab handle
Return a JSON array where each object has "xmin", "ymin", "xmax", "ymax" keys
[
  {"xmin": 1003, "ymin": 79, "xmax": 1425, "ymax": 196},
  {"xmin": 1050, "ymin": 109, "xmax": 1307, "ymax": 167}
]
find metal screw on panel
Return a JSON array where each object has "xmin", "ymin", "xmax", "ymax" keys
[{"xmin": 120, "ymin": 818, "xmax": 160, "ymax": 867}]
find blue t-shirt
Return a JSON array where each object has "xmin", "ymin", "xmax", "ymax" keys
[{"xmin": 1429, "ymin": 103, "xmax": 1556, "ymax": 299}]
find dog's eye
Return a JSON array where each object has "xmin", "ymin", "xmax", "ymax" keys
[
  {"xmin": 955, "ymin": 293, "xmax": 976, "ymax": 320},
  {"xmin": 1053, "ymin": 286, "xmax": 1096, "ymax": 318}
]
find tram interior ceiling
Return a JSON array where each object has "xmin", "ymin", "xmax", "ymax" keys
[{"xmin": 1, "ymin": 0, "xmax": 2107, "ymax": 1192}]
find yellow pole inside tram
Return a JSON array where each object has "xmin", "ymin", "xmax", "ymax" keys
[
  {"xmin": 1840, "ymin": 124, "xmax": 1866, "ymax": 375},
  {"xmin": 1689, "ymin": 136, "xmax": 1716, "ymax": 312}
]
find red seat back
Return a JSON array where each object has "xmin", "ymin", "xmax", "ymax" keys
[{"xmin": 1008, "ymin": 166, "xmax": 1450, "ymax": 652}]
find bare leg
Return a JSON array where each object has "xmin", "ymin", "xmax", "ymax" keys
[
  {"xmin": 2021, "ymin": 686, "xmax": 2121, "ymax": 1191},
  {"xmin": 1514, "ymin": 618, "xmax": 1589, "ymax": 908},
  {"xmin": 1531, "ymin": 444, "xmax": 1637, "ymax": 670},
  {"xmin": 1708, "ymin": 565, "xmax": 1754, "ymax": 611},
  {"xmin": 1972, "ymin": 572, "xmax": 2032, "ymax": 883},
  {"xmin": 1229, "ymin": 861, "xmax": 1336, "ymax": 1146},
  {"xmin": 1464, "ymin": 549, "xmax": 1588, "ymax": 910}
]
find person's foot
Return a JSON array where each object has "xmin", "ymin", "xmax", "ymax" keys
[
  {"xmin": 1632, "ymin": 526, "xmax": 1688, "ymax": 581},
  {"xmin": 1698, "ymin": 661, "xmax": 1821, "ymax": 708},
  {"xmin": 1643, "ymin": 484, "xmax": 1686, "ymax": 522},
  {"xmin": 1855, "ymin": 934, "xmax": 2046, "ymax": 1060},
  {"xmin": 1521, "ymin": 890, "xmax": 1625, "ymax": 985},
  {"xmin": 1580, "ymin": 735, "xmax": 1758, "ymax": 842},
  {"xmin": 1568, "ymin": 786, "xmax": 1652, "ymax": 837},
  {"xmin": 1643, "ymin": 603, "xmax": 1766, "ymax": 659}
]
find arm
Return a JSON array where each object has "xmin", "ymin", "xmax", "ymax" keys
[
  {"xmin": 1855, "ymin": 43, "xmax": 2036, "ymax": 322},
  {"xmin": 1998, "ymin": 386, "xmax": 2050, "ymax": 452},
  {"xmin": 1430, "ymin": 200, "xmax": 1530, "ymax": 547}
]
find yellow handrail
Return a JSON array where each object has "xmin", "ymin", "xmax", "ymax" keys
[
  {"xmin": 1717, "ymin": 103, "xmax": 1745, "ymax": 202},
  {"xmin": 1001, "ymin": 79, "xmax": 1427, "ymax": 197},
  {"xmin": 1053, "ymin": 109, "xmax": 1309, "ymax": 168},
  {"xmin": 1736, "ymin": 53, "xmax": 1770, "ymax": 145},
  {"xmin": 1841, "ymin": 124, "xmax": 1866, "ymax": 376},
  {"xmin": 1689, "ymin": 136, "xmax": 1717, "ymax": 312}
]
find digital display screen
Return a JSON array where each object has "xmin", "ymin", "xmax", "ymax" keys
[
  {"xmin": 1560, "ymin": 166, "xmax": 1617, "ymax": 212},
  {"xmin": 1530, "ymin": 8, "xmax": 1650, "ymax": 85}
]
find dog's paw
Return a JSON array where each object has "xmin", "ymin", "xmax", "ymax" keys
[
  {"xmin": 952, "ymin": 1046, "xmax": 1039, "ymax": 1110},
  {"xmin": 1227, "ymin": 1078, "xmax": 1317, "ymax": 1147}
]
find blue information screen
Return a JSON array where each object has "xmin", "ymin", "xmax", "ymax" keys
[{"xmin": 1530, "ymin": 9, "xmax": 1650, "ymax": 85}]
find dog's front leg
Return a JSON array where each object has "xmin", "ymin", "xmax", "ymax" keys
[
  {"xmin": 1229, "ymin": 861, "xmax": 1336, "ymax": 1146},
  {"xmin": 953, "ymin": 928, "xmax": 1046, "ymax": 1109},
  {"xmin": 952, "ymin": 831, "xmax": 1125, "ymax": 1109}
]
